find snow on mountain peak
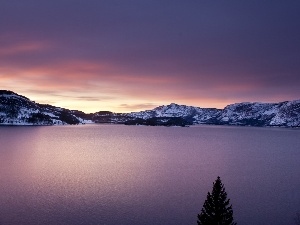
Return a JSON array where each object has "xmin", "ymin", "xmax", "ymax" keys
[{"xmin": 1, "ymin": 90, "xmax": 300, "ymax": 127}]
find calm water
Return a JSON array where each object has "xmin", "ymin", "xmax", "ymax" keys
[{"xmin": 0, "ymin": 125, "xmax": 299, "ymax": 225}]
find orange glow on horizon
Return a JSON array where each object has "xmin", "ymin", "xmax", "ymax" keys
[{"xmin": 1, "ymin": 59, "xmax": 298, "ymax": 113}]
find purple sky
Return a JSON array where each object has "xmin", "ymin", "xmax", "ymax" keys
[{"xmin": 1, "ymin": 0, "xmax": 299, "ymax": 112}]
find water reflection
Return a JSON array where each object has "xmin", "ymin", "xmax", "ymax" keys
[{"xmin": 0, "ymin": 125, "xmax": 299, "ymax": 225}]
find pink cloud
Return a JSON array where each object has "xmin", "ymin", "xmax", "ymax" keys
[
  {"xmin": 0, "ymin": 41, "xmax": 50, "ymax": 56},
  {"xmin": 0, "ymin": 54, "xmax": 299, "ymax": 112}
]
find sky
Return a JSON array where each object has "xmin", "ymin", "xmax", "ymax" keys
[{"xmin": 1, "ymin": 0, "xmax": 300, "ymax": 113}]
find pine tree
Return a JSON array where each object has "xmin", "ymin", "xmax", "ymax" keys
[
  {"xmin": 295, "ymin": 211, "xmax": 300, "ymax": 225},
  {"xmin": 197, "ymin": 176, "xmax": 236, "ymax": 225}
]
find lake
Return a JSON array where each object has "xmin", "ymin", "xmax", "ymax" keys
[{"xmin": 0, "ymin": 125, "xmax": 299, "ymax": 225}]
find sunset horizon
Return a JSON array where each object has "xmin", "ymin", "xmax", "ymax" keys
[
  {"xmin": 2, "ymin": 88, "xmax": 300, "ymax": 114},
  {"xmin": 1, "ymin": 2, "xmax": 300, "ymax": 224},
  {"xmin": 1, "ymin": 1, "xmax": 299, "ymax": 113}
]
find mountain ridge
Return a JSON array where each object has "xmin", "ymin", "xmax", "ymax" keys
[{"xmin": 0, "ymin": 90, "xmax": 299, "ymax": 127}]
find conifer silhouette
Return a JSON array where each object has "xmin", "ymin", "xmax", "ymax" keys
[
  {"xmin": 197, "ymin": 176, "xmax": 236, "ymax": 225},
  {"xmin": 295, "ymin": 211, "xmax": 300, "ymax": 225}
]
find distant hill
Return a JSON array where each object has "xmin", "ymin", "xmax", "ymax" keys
[
  {"xmin": 1, "ymin": 90, "xmax": 299, "ymax": 127},
  {"xmin": 0, "ymin": 90, "xmax": 92, "ymax": 125}
]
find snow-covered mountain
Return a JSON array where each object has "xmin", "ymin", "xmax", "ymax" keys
[
  {"xmin": 0, "ymin": 90, "xmax": 92, "ymax": 125},
  {"xmin": 92, "ymin": 101, "xmax": 300, "ymax": 127},
  {"xmin": 126, "ymin": 103, "xmax": 222, "ymax": 125},
  {"xmin": 1, "ymin": 90, "xmax": 299, "ymax": 127},
  {"xmin": 128, "ymin": 103, "xmax": 221, "ymax": 122},
  {"xmin": 218, "ymin": 100, "xmax": 300, "ymax": 127}
]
